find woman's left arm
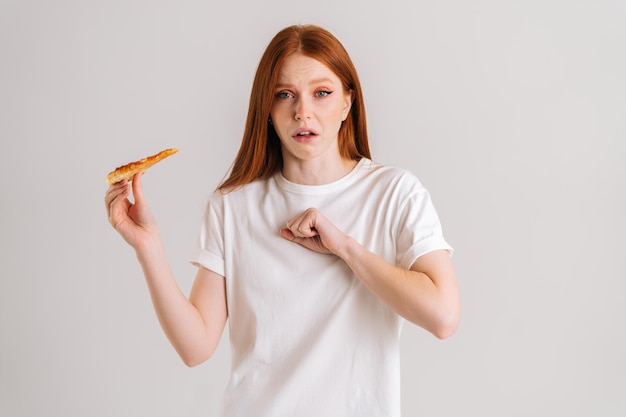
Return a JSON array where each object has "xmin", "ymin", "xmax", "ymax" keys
[{"xmin": 280, "ymin": 208, "xmax": 460, "ymax": 339}]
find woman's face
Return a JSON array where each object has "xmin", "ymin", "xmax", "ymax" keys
[{"xmin": 270, "ymin": 53, "xmax": 352, "ymax": 166}]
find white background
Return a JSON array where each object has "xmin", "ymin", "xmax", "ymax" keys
[{"xmin": 1, "ymin": 1, "xmax": 625, "ymax": 416}]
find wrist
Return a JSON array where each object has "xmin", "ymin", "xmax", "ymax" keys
[
  {"xmin": 335, "ymin": 235, "xmax": 360, "ymax": 262},
  {"xmin": 134, "ymin": 234, "xmax": 165, "ymax": 262}
]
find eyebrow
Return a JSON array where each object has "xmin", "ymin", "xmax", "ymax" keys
[{"xmin": 275, "ymin": 77, "xmax": 337, "ymax": 89}]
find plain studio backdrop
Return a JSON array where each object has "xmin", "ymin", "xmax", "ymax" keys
[{"xmin": 1, "ymin": 1, "xmax": 624, "ymax": 416}]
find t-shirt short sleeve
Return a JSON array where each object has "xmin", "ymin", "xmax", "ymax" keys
[
  {"xmin": 190, "ymin": 193, "xmax": 226, "ymax": 277},
  {"xmin": 394, "ymin": 175, "xmax": 453, "ymax": 270}
]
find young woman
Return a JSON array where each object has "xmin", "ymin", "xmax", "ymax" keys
[{"xmin": 105, "ymin": 24, "xmax": 460, "ymax": 417}]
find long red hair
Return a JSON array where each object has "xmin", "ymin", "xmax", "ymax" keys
[{"xmin": 218, "ymin": 24, "xmax": 370, "ymax": 191}]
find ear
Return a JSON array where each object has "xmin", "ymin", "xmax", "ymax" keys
[{"xmin": 341, "ymin": 90, "xmax": 353, "ymax": 121}]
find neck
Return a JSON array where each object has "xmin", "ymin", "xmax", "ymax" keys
[{"xmin": 282, "ymin": 156, "xmax": 359, "ymax": 185}]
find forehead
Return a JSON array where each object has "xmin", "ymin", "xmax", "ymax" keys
[{"xmin": 276, "ymin": 53, "xmax": 341, "ymax": 85}]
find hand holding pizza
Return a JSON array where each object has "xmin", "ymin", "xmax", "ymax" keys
[
  {"xmin": 104, "ymin": 148, "xmax": 178, "ymax": 249},
  {"xmin": 105, "ymin": 172, "xmax": 160, "ymax": 249}
]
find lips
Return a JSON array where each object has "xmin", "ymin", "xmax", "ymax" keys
[{"xmin": 292, "ymin": 127, "xmax": 319, "ymax": 141}]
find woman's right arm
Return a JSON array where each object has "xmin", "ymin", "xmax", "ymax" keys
[{"xmin": 105, "ymin": 172, "xmax": 227, "ymax": 367}]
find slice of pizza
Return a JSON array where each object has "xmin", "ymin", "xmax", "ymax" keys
[{"xmin": 106, "ymin": 148, "xmax": 179, "ymax": 184}]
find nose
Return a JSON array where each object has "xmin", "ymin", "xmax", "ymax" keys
[{"xmin": 294, "ymin": 97, "xmax": 311, "ymax": 121}]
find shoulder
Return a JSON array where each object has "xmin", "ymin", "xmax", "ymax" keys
[
  {"xmin": 212, "ymin": 177, "xmax": 272, "ymax": 200},
  {"xmin": 358, "ymin": 159, "xmax": 425, "ymax": 193},
  {"xmin": 205, "ymin": 178, "xmax": 277, "ymax": 216}
]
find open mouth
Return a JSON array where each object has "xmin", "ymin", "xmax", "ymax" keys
[{"xmin": 293, "ymin": 128, "xmax": 319, "ymax": 140}]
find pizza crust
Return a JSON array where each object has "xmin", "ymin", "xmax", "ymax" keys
[{"xmin": 106, "ymin": 148, "xmax": 179, "ymax": 184}]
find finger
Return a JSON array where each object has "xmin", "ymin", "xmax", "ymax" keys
[
  {"xmin": 286, "ymin": 212, "xmax": 319, "ymax": 238},
  {"xmin": 295, "ymin": 219, "xmax": 318, "ymax": 238},
  {"xmin": 292, "ymin": 225, "xmax": 318, "ymax": 238},
  {"xmin": 105, "ymin": 178, "xmax": 125, "ymax": 193},
  {"xmin": 105, "ymin": 181, "xmax": 129, "ymax": 210},
  {"xmin": 280, "ymin": 227, "xmax": 309, "ymax": 246},
  {"xmin": 280, "ymin": 227, "xmax": 328, "ymax": 254},
  {"xmin": 105, "ymin": 179, "xmax": 127, "ymax": 196},
  {"xmin": 280, "ymin": 228, "xmax": 295, "ymax": 240},
  {"xmin": 131, "ymin": 171, "xmax": 146, "ymax": 205}
]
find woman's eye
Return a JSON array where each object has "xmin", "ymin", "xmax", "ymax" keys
[
  {"xmin": 275, "ymin": 91, "xmax": 293, "ymax": 99},
  {"xmin": 315, "ymin": 90, "xmax": 333, "ymax": 98}
]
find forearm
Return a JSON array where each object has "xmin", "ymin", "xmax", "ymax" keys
[
  {"xmin": 338, "ymin": 238, "xmax": 460, "ymax": 338},
  {"xmin": 134, "ymin": 238, "xmax": 217, "ymax": 365},
  {"xmin": 280, "ymin": 208, "xmax": 460, "ymax": 337}
]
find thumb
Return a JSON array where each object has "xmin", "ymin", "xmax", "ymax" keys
[
  {"xmin": 279, "ymin": 228, "xmax": 295, "ymax": 241},
  {"xmin": 131, "ymin": 171, "xmax": 146, "ymax": 205},
  {"xmin": 280, "ymin": 228, "xmax": 310, "ymax": 246}
]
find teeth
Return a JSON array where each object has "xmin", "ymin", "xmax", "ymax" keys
[{"xmin": 298, "ymin": 131, "xmax": 312, "ymax": 136}]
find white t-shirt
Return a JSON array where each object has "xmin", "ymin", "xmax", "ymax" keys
[{"xmin": 191, "ymin": 158, "xmax": 452, "ymax": 417}]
